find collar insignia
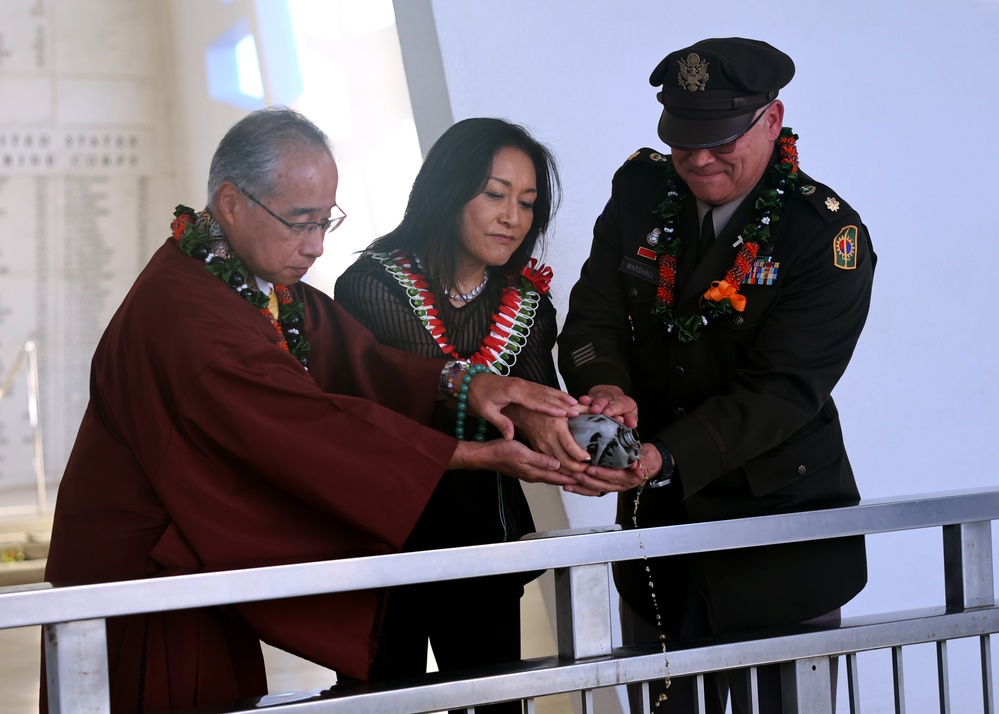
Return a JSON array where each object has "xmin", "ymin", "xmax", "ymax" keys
[
  {"xmin": 677, "ymin": 53, "xmax": 710, "ymax": 92},
  {"xmin": 825, "ymin": 196, "xmax": 841, "ymax": 212},
  {"xmin": 799, "ymin": 185, "xmax": 816, "ymax": 196}
]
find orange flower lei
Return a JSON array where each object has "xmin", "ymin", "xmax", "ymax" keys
[
  {"xmin": 170, "ymin": 205, "xmax": 310, "ymax": 368},
  {"xmin": 650, "ymin": 128, "xmax": 799, "ymax": 342}
]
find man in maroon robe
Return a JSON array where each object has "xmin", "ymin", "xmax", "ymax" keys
[{"xmin": 42, "ymin": 107, "xmax": 636, "ymax": 713}]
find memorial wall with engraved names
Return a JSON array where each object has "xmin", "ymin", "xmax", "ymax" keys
[{"xmin": 0, "ymin": 0, "xmax": 174, "ymax": 510}]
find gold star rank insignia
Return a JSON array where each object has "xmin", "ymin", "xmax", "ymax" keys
[{"xmin": 825, "ymin": 197, "xmax": 841, "ymax": 212}]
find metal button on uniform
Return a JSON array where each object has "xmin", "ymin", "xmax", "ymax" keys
[
  {"xmin": 674, "ymin": 407, "xmax": 686, "ymax": 417},
  {"xmin": 628, "ymin": 287, "xmax": 639, "ymax": 297},
  {"xmin": 797, "ymin": 465, "xmax": 807, "ymax": 475},
  {"xmin": 733, "ymin": 315, "xmax": 745, "ymax": 326}
]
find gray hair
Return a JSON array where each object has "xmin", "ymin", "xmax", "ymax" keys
[{"xmin": 207, "ymin": 106, "xmax": 334, "ymax": 207}]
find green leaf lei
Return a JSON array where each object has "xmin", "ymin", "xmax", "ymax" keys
[
  {"xmin": 170, "ymin": 205, "xmax": 311, "ymax": 368},
  {"xmin": 649, "ymin": 127, "xmax": 800, "ymax": 342}
]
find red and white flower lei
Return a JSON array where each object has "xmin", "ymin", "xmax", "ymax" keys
[{"xmin": 372, "ymin": 251, "xmax": 551, "ymax": 375}]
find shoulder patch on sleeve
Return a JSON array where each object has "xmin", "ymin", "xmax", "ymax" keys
[{"xmin": 833, "ymin": 225, "xmax": 859, "ymax": 270}]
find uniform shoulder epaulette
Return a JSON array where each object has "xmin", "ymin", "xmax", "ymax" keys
[
  {"xmin": 790, "ymin": 170, "xmax": 856, "ymax": 223},
  {"xmin": 614, "ymin": 148, "xmax": 673, "ymax": 181},
  {"xmin": 625, "ymin": 147, "xmax": 673, "ymax": 167}
]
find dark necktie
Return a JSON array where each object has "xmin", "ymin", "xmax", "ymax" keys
[{"xmin": 699, "ymin": 208, "xmax": 716, "ymax": 259}]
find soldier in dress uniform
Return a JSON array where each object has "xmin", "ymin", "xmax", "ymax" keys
[{"xmin": 557, "ymin": 37, "xmax": 876, "ymax": 713}]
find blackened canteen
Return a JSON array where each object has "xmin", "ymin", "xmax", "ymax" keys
[{"xmin": 567, "ymin": 414, "xmax": 641, "ymax": 469}]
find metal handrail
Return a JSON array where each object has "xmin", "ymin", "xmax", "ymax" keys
[
  {"xmin": 4, "ymin": 487, "xmax": 998, "ymax": 713},
  {"xmin": 4, "ymin": 488, "xmax": 995, "ymax": 628}
]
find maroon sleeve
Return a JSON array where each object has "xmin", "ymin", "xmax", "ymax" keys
[{"xmin": 299, "ymin": 284, "xmax": 447, "ymax": 420}]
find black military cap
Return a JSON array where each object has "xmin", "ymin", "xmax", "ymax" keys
[{"xmin": 650, "ymin": 37, "xmax": 794, "ymax": 149}]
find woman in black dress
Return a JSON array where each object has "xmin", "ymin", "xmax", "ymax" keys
[{"xmin": 336, "ymin": 117, "xmax": 582, "ymax": 712}]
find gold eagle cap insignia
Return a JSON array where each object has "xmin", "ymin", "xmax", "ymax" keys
[{"xmin": 677, "ymin": 53, "xmax": 709, "ymax": 92}]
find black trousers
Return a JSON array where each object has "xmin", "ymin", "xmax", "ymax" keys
[
  {"xmin": 370, "ymin": 577, "xmax": 525, "ymax": 714},
  {"xmin": 620, "ymin": 595, "xmax": 840, "ymax": 714}
]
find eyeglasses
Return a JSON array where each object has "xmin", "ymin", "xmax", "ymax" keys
[{"xmin": 238, "ymin": 185, "xmax": 346, "ymax": 235}]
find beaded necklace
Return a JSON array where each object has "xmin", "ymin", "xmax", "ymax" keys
[
  {"xmin": 650, "ymin": 128, "xmax": 799, "ymax": 342},
  {"xmin": 445, "ymin": 271, "xmax": 489, "ymax": 302},
  {"xmin": 170, "ymin": 205, "xmax": 311, "ymax": 368}
]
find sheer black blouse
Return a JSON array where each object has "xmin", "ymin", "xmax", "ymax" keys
[
  {"xmin": 335, "ymin": 254, "xmax": 559, "ymax": 553},
  {"xmin": 335, "ymin": 255, "xmax": 559, "ymax": 390}
]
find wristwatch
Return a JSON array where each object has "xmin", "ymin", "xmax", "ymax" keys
[
  {"xmin": 439, "ymin": 359, "xmax": 469, "ymax": 396},
  {"xmin": 645, "ymin": 439, "xmax": 675, "ymax": 489}
]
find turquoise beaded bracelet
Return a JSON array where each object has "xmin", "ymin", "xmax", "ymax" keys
[{"xmin": 455, "ymin": 363, "xmax": 491, "ymax": 441}]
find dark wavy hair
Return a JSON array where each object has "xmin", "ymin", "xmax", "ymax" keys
[{"xmin": 364, "ymin": 117, "xmax": 561, "ymax": 294}]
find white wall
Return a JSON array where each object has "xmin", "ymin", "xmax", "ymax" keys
[
  {"xmin": 417, "ymin": 0, "xmax": 999, "ymax": 710},
  {"xmin": 0, "ymin": 0, "xmax": 176, "ymax": 507}
]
